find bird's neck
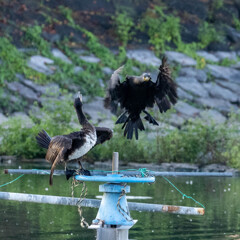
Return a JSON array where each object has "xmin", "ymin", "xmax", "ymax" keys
[{"xmin": 75, "ymin": 106, "xmax": 94, "ymax": 132}]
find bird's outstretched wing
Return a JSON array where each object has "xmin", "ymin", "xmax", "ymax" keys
[
  {"xmin": 45, "ymin": 136, "xmax": 72, "ymax": 185},
  {"xmin": 154, "ymin": 57, "xmax": 178, "ymax": 113},
  {"xmin": 95, "ymin": 127, "xmax": 113, "ymax": 145},
  {"xmin": 104, "ymin": 65, "xmax": 125, "ymax": 114}
]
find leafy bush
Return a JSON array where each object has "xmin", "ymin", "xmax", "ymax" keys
[
  {"xmin": 89, "ymin": 114, "xmax": 240, "ymax": 168},
  {"xmin": 112, "ymin": 12, "xmax": 135, "ymax": 47},
  {"xmin": 198, "ymin": 22, "xmax": 223, "ymax": 48},
  {"xmin": 22, "ymin": 25, "xmax": 51, "ymax": 57},
  {"xmin": 139, "ymin": 6, "xmax": 181, "ymax": 53}
]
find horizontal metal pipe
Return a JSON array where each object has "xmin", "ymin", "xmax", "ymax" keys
[
  {"xmin": 4, "ymin": 169, "xmax": 238, "ymax": 177},
  {"xmin": 0, "ymin": 192, "xmax": 204, "ymax": 216}
]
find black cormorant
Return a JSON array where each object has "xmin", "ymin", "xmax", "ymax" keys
[
  {"xmin": 104, "ymin": 57, "xmax": 178, "ymax": 140},
  {"xmin": 36, "ymin": 92, "xmax": 113, "ymax": 185}
]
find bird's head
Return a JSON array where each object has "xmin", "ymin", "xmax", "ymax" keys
[
  {"xmin": 126, "ymin": 73, "xmax": 151, "ymax": 84},
  {"xmin": 142, "ymin": 73, "xmax": 151, "ymax": 82},
  {"xmin": 74, "ymin": 91, "xmax": 83, "ymax": 108}
]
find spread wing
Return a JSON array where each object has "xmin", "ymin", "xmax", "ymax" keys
[
  {"xmin": 104, "ymin": 65, "xmax": 125, "ymax": 114},
  {"xmin": 154, "ymin": 57, "xmax": 178, "ymax": 113},
  {"xmin": 95, "ymin": 127, "xmax": 113, "ymax": 145}
]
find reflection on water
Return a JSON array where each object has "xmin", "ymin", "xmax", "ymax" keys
[{"xmin": 0, "ymin": 162, "xmax": 240, "ymax": 240}]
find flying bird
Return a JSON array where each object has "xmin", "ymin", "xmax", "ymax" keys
[
  {"xmin": 104, "ymin": 57, "xmax": 178, "ymax": 140},
  {"xmin": 36, "ymin": 92, "xmax": 113, "ymax": 185}
]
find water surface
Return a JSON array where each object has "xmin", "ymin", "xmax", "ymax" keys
[{"xmin": 0, "ymin": 162, "xmax": 240, "ymax": 240}]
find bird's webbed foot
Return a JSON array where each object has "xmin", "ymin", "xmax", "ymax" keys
[
  {"xmin": 77, "ymin": 168, "xmax": 91, "ymax": 176},
  {"xmin": 77, "ymin": 160, "xmax": 91, "ymax": 176},
  {"xmin": 65, "ymin": 168, "xmax": 77, "ymax": 180},
  {"xmin": 65, "ymin": 167, "xmax": 91, "ymax": 181}
]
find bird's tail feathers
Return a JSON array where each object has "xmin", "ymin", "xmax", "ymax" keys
[
  {"xmin": 121, "ymin": 116, "xmax": 145, "ymax": 140},
  {"xmin": 49, "ymin": 156, "xmax": 61, "ymax": 186},
  {"xmin": 36, "ymin": 129, "xmax": 51, "ymax": 149}
]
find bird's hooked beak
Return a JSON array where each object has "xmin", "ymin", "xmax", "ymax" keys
[
  {"xmin": 78, "ymin": 91, "xmax": 83, "ymax": 102},
  {"xmin": 143, "ymin": 73, "xmax": 151, "ymax": 82}
]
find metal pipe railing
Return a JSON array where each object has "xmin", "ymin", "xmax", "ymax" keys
[
  {"xmin": 0, "ymin": 192, "xmax": 204, "ymax": 215},
  {"xmin": 4, "ymin": 169, "xmax": 238, "ymax": 177}
]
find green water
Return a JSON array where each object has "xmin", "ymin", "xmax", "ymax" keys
[{"xmin": 0, "ymin": 162, "xmax": 240, "ymax": 240}]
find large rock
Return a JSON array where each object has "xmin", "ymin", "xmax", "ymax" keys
[
  {"xmin": 16, "ymin": 74, "xmax": 45, "ymax": 95},
  {"xmin": 178, "ymin": 67, "xmax": 207, "ymax": 82},
  {"xmin": 206, "ymin": 64, "xmax": 240, "ymax": 84},
  {"xmin": 225, "ymin": 26, "xmax": 240, "ymax": 44},
  {"xmin": 74, "ymin": 66, "xmax": 84, "ymax": 74},
  {"xmin": 231, "ymin": 61, "xmax": 240, "ymax": 69},
  {"xmin": 102, "ymin": 67, "xmax": 113, "ymax": 75},
  {"xmin": 160, "ymin": 162, "xmax": 199, "ymax": 172},
  {"xmin": 213, "ymin": 51, "xmax": 237, "ymax": 61},
  {"xmin": 174, "ymin": 101, "xmax": 200, "ymax": 117},
  {"xmin": 196, "ymin": 51, "xmax": 219, "ymax": 62},
  {"xmin": 177, "ymin": 88, "xmax": 194, "ymax": 101},
  {"xmin": 167, "ymin": 113, "xmax": 185, "ymax": 127},
  {"xmin": 51, "ymin": 48, "xmax": 72, "ymax": 64},
  {"xmin": 126, "ymin": 49, "xmax": 161, "ymax": 67},
  {"xmin": 15, "ymin": 74, "xmax": 60, "ymax": 97},
  {"xmin": 165, "ymin": 51, "xmax": 197, "ymax": 66},
  {"xmin": 203, "ymin": 82, "xmax": 239, "ymax": 102},
  {"xmin": 176, "ymin": 77, "xmax": 209, "ymax": 97},
  {"xmin": 200, "ymin": 164, "xmax": 235, "ymax": 172},
  {"xmin": 97, "ymin": 119, "xmax": 115, "ymax": 129},
  {"xmin": 79, "ymin": 55, "xmax": 100, "ymax": 63},
  {"xmin": 6, "ymin": 81, "xmax": 39, "ymax": 103},
  {"xmin": 216, "ymin": 79, "xmax": 240, "ymax": 95},
  {"xmin": 199, "ymin": 109, "xmax": 226, "ymax": 124},
  {"xmin": 195, "ymin": 97, "xmax": 236, "ymax": 114},
  {"xmin": 83, "ymin": 97, "xmax": 113, "ymax": 124},
  {"xmin": 27, "ymin": 55, "xmax": 55, "ymax": 75}
]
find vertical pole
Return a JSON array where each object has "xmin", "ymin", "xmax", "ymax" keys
[
  {"xmin": 112, "ymin": 152, "xmax": 119, "ymax": 174},
  {"xmin": 95, "ymin": 152, "xmax": 130, "ymax": 240}
]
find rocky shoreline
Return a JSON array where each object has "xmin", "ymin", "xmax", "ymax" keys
[
  {"xmin": 1, "ymin": 48, "xmax": 240, "ymax": 133},
  {"xmin": 1, "ymin": 155, "xmax": 239, "ymax": 174}
]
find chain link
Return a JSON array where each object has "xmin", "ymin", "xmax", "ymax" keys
[
  {"xmin": 71, "ymin": 177, "xmax": 89, "ymax": 228},
  {"xmin": 116, "ymin": 184, "xmax": 133, "ymax": 222}
]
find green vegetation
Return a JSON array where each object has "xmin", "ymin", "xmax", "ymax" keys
[
  {"xmin": 139, "ymin": 6, "xmax": 181, "ymax": 53},
  {"xmin": 233, "ymin": 15, "xmax": 240, "ymax": 31},
  {"xmin": 112, "ymin": 12, "xmax": 135, "ymax": 47},
  {"xmin": 90, "ymin": 113, "xmax": 240, "ymax": 169},
  {"xmin": 0, "ymin": 37, "xmax": 44, "ymax": 85},
  {"xmin": 1, "ymin": 3, "xmax": 240, "ymax": 171},
  {"xmin": 198, "ymin": 22, "xmax": 223, "ymax": 48},
  {"xmin": 0, "ymin": 94, "xmax": 78, "ymax": 158},
  {"xmin": 1, "ymin": 100, "xmax": 239, "ymax": 169}
]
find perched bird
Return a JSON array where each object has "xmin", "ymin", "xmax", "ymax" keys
[
  {"xmin": 36, "ymin": 92, "xmax": 113, "ymax": 185},
  {"xmin": 104, "ymin": 57, "xmax": 178, "ymax": 140}
]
